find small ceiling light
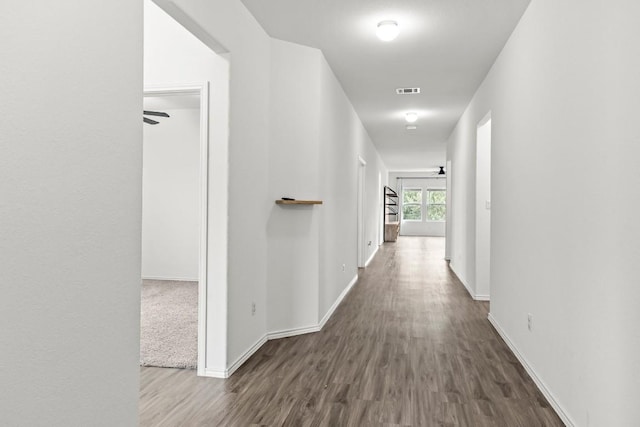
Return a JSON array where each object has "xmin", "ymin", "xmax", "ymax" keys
[
  {"xmin": 406, "ymin": 125, "xmax": 417, "ymax": 130},
  {"xmin": 376, "ymin": 21, "xmax": 399, "ymax": 41},
  {"xmin": 405, "ymin": 112, "xmax": 418, "ymax": 123},
  {"xmin": 438, "ymin": 166, "xmax": 446, "ymax": 175}
]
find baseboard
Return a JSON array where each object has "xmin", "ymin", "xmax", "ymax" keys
[
  {"xmin": 202, "ymin": 367, "xmax": 227, "ymax": 378},
  {"xmin": 319, "ymin": 274, "xmax": 358, "ymax": 329},
  {"xmin": 488, "ymin": 314, "xmax": 575, "ymax": 426},
  {"xmin": 365, "ymin": 246, "xmax": 379, "ymax": 267},
  {"xmin": 220, "ymin": 274, "xmax": 359, "ymax": 378},
  {"xmin": 224, "ymin": 334, "xmax": 268, "ymax": 378},
  {"xmin": 267, "ymin": 324, "xmax": 320, "ymax": 340},
  {"xmin": 448, "ymin": 262, "xmax": 475, "ymax": 299},
  {"xmin": 448, "ymin": 263, "xmax": 491, "ymax": 301},
  {"xmin": 142, "ymin": 276, "xmax": 198, "ymax": 282}
]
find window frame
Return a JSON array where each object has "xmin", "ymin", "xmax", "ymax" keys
[
  {"xmin": 401, "ymin": 187, "xmax": 423, "ymax": 221},
  {"xmin": 425, "ymin": 188, "xmax": 446, "ymax": 222}
]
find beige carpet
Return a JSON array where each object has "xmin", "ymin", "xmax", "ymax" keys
[{"xmin": 140, "ymin": 280, "xmax": 198, "ymax": 369}]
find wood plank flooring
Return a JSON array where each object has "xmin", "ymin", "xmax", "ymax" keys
[{"xmin": 139, "ymin": 237, "xmax": 563, "ymax": 426}]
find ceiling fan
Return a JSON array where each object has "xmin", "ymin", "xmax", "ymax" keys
[
  {"xmin": 426, "ymin": 166, "xmax": 446, "ymax": 177},
  {"xmin": 143, "ymin": 110, "xmax": 170, "ymax": 125}
]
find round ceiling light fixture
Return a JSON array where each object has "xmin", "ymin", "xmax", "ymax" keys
[
  {"xmin": 405, "ymin": 112, "xmax": 418, "ymax": 123},
  {"xmin": 376, "ymin": 20, "xmax": 399, "ymax": 41}
]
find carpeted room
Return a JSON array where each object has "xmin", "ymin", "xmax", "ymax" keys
[{"xmin": 140, "ymin": 93, "xmax": 201, "ymax": 370}]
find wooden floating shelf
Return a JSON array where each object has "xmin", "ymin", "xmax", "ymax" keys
[{"xmin": 275, "ymin": 200, "xmax": 323, "ymax": 205}]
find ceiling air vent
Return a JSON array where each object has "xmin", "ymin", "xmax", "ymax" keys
[{"xmin": 396, "ymin": 87, "xmax": 420, "ymax": 95}]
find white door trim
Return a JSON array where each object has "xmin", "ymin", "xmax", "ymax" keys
[
  {"xmin": 475, "ymin": 111, "xmax": 492, "ymax": 301},
  {"xmin": 357, "ymin": 156, "xmax": 367, "ymax": 268},
  {"xmin": 144, "ymin": 82, "xmax": 210, "ymax": 376}
]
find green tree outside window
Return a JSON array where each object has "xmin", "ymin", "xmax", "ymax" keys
[
  {"xmin": 427, "ymin": 190, "xmax": 446, "ymax": 221},
  {"xmin": 402, "ymin": 188, "xmax": 422, "ymax": 220}
]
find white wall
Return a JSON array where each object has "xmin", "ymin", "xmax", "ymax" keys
[
  {"xmin": 388, "ymin": 173, "xmax": 447, "ymax": 237},
  {"xmin": 447, "ymin": 0, "xmax": 640, "ymax": 424},
  {"xmin": 142, "ymin": 105, "xmax": 200, "ymax": 281},
  {"xmin": 144, "ymin": 0, "xmax": 230, "ymax": 373},
  {"xmin": 318, "ymin": 53, "xmax": 388, "ymax": 317},
  {"xmin": 0, "ymin": 1, "xmax": 142, "ymax": 426},
  {"xmin": 268, "ymin": 38, "xmax": 388, "ymax": 333},
  {"xmin": 267, "ymin": 39, "xmax": 321, "ymax": 332},
  {"xmin": 152, "ymin": 0, "xmax": 388, "ymax": 370},
  {"xmin": 475, "ymin": 118, "xmax": 491, "ymax": 299},
  {"xmin": 153, "ymin": 0, "xmax": 270, "ymax": 370}
]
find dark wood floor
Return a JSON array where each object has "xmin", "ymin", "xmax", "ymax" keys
[{"xmin": 139, "ymin": 237, "xmax": 563, "ymax": 426}]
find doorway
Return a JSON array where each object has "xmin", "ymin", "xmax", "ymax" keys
[
  {"xmin": 141, "ymin": 84, "xmax": 209, "ymax": 374},
  {"xmin": 445, "ymin": 160, "xmax": 452, "ymax": 260},
  {"xmin": 475, "ymin": 113, "xmax": 491, "ymax": 301},
  {"xmin": 357, "ymin": 156, "xmax": 367, "ymax": 268},
  {"xmin": 378, "ymin": 172, "xmax": 383, "ymax": 247}
]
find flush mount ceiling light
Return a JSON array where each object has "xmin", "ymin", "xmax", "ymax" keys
[
  {"xmin": 405, "ymin": 112, "xmax": 418, "ymax": 123},
  {"xmin": 376, "ymin": 20, "xmax": 399, "ymax": 41}
]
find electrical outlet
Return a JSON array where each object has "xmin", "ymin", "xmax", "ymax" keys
[
  {"xmin": 486, "ymin": 200, "xmax": 491, "ymax": 210},
  {"xmin": 342, "ymin": 264, "xmax": 346, "ymax": 272},
  {"xmin": 251, "ymin": 302, "xmax": 256, "ymax": 316},
  {"xmin": 527, "ymin": 313, "xmax": 533, "ymax": 331},
  {"xmin": 368, "ymin": 240, "xmax": 372, "ymax": 246}
]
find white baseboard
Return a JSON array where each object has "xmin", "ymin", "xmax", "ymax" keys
[
  {"xmin": 488, "ymin": 314, "xmax": 575, "ymax": 426},
  {"xmin": 267, "ymin": 324, "xmax": 320, "ymax": 340},
  {"xmin": 202, "ymin": 368, "xmax": 227, "ymax": 378},
  {"xmin": 365, "ymin": 246, "xmax": 379, "ymax": 267},
  {"xmin": 448, "ymin": 263, "xmax": 490, "ymax": 302},
  {"xmin": 449, "ymin": 262, "xmax": 474, "ymax": 298},
  {"xmin": 142, "ymin": 276, "xmax": 198, "ymax": 282},
  {"xmin": 223, "ymin": 334, "xmax": 269, "ymax": 378},
  {"xmin": 217, "ymin": 274, "xmax": 359, "ymax": 378},
  {"xmin": 319, "ymin": 274, "xmax": 358, "ymax": 329}
]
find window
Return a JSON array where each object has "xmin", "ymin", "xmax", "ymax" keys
[
  {"xmin": 426, "ymin": 189, "xmax": 446, "ymax": 221},
  {"xmin": 402, "ymin": 188, "xmax": 422, "ymax": 220}
]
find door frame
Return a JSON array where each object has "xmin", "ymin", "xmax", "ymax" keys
[
  {"xmin": 357, "ymin": 156, "xmax": 367, "ymax": 268},
  {"xmin": 445, "ymin": 160, "xmax": 452, "ymax": 260},
  {"xmin": 143, "ymin": 82, "xmax": 210, "ymax": 375},
  {"xmin": 475, "ymin": 111, "xmax": 492, "ymax": 301}
]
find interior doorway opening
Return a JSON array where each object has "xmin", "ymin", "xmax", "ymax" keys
[
  {"xmin": 140, "ymin": 85, "xmax": 210, "ymax": 375},
  {"xmin": 445, "ymin": 160, "xmax": 453, "ymax": 260},
  {"xmin": 475, "ymin": 113, "xmax": 492, "ymax": 301},
  {"xmin": 357, "ymin": 156, "xmax": 367, "ymax": 268}
]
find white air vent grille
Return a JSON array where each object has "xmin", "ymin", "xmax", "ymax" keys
[{"xmin": 396, "ymin": 87, "xmax": 420, "ymax": 95}]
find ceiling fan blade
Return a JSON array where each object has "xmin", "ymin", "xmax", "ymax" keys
[
  {"xmin": 143, "ymin": 110, "xmax": 170, "ymax": 118},
  {"xmin": 143, "ymin": 117, "xmax": 159, "ymax": 125}
]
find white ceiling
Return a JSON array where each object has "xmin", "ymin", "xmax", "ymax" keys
[
  {"xmin": 240, "ymin": 0, "xmax": 530, "ymax": 171},
  {"xmin": 144, "ymin": 93, "xmax": 200, "ymax": 111}
]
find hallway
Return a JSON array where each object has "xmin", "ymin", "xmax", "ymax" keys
[{"xmin": 139, "ymin": 237, "xmax": 562, "ymax": 426}]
